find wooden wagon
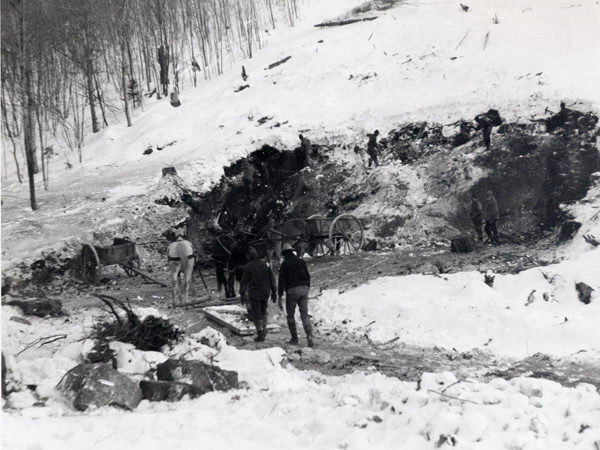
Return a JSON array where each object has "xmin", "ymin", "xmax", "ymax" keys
[
  {"xmin": 276, "ymin": 213, "xmax": 365, "ymax": 256},
  {"xmin": 215, "ymin": 212, "xmax": 365, "ymax": 259},
  {"xmin": 81, "ymin": 239, "xmax": 141, "ymax": 284}
]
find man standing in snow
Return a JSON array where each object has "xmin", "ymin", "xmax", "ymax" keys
[
  {"xmin": 366, "ymin": 129, "xmax": 380, "ymax": 167},
  {"xmin": 240, "ymin": 247, "xmax": 277, "ymax": 342},
  {"xmin": 484, "ymin": 190, "xmax": 500, "ymax": 244},
  {"xmin": 470, "ymin": 195, "xmax": 484, "ymax": 242},
  {"xmin": 278, "ymin": 243, "xmax": 314, "ymax": 347}
]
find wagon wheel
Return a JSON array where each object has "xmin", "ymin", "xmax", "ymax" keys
[
  {"xmin": 307, "ymin": 214, "xmax": 329, "ymax": 257},
  {"xmin": 81, "ymin": 244, "xmax": 101, "ymax": 284},
  {"xmin": 329, "ymin": 213, "xmax": 364, "ymax": 255}
]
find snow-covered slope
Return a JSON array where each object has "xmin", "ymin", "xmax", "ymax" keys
[{"xmin": 2, "ymin": 0, "xmax": 600, "ymax": 267}]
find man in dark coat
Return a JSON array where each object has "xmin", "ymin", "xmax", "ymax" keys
[
  {"xmin": 277, "ymin": 243, "xmax": 313, "ymax": 347},
  {"xmin": 366, "ymin": 129, "xmax": 380, "ymax": 167},
  {"xmin": 240, "ymin": 247, "xmax": 277, "ymax": 342},
  {"xmin": 484, "ymin": 190, "xmax": 500, "ymax": 244},
  {"xmin": 470, "ymin": 195, "xmax": 484, "ymax": 242}
]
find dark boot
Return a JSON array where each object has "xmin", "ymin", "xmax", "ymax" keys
[
  {"xmin": 287, "ymin": 318, "xmax": 299, "ymax": 345},
  {"xmin": 254, "ymin": 319, "xmax": 265, "ymax": 342},
  {"xmin": 262, "ymin": 314, "xmax": 268, "ymax": 339}
]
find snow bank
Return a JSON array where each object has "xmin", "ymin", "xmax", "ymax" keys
[
  {"xmin": 3, "ymin": 369, "xmax": 599, "ymax": 449},
  {"xmin": 313, "ymin": 248, "xmax": 600, "ymax": 360}
]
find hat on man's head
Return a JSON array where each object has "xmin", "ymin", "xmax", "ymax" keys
[
  {"xmin": 247, "ymin": 246, "xmax": 258, "ymax": 259},
  {"xmin": 282, "ymin": 243, "xmax": 293, "ymax": 252}
]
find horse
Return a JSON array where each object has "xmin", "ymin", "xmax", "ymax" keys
[
  {"xmin": 209, "ymin": 233, "xmax": 253, "ymax": 299},
  {"xmin": 167, "ymin": 237, "xmax": 195, "ymax": 305}
]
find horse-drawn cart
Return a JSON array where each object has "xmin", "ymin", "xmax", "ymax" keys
[
  {"xmin": 81, "ymin": 239, "xmax": 141, "ymax": 284},
  {"xmin": 266, "ymin": 212, "xmax": 365, "ymax": 257},
  {"xmin": 214, "ymin": 212, "xmax": 365, "ymax": 261}
]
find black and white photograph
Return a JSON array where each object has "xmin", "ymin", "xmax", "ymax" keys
[{"xmin": 1, "ymin": 0, "xmax": 599, "ymax": 448}]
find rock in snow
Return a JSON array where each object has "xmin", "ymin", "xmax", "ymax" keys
[
  {"xmin": 7, "ymin": 298, "xmax": 64, "ymax": 317},
  {"xmin": 56, "ymin": 363, "xmax": 142, "ymax": 411},
  {"xmin": 156, "ymin": 360, "xmax": 238, "ymax": 394},
  {"xmin": 575, "ymin": 282, "xmax": 594, "ymax": 305},
  {"xmin": 139, "ymin": 380, "xmax": 206, "ymax": 402}
]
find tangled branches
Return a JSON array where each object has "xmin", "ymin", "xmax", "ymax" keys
[{"xmin": 91, "ymin": 294, "xmax": 182, "ymax": 352}]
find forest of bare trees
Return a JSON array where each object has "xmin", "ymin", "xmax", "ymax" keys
[{"xmin": 1, "ymin": 0, "xmax": 301, "ymax": 209}]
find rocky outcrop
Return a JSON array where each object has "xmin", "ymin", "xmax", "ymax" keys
[
  {"xmin": 7, "ymin": 298, "xmax": 64, "ymax": 317},
  {"xmin": 56, "ymin": 363, "xmax": 142, "ymax": 411},
  {"xmin": 139, "ymin": 380, "xmax": 205, "ymax": 402},
  {"xmin": 156, "ymin": 360, "xmax": 238, "ymax": 394}
]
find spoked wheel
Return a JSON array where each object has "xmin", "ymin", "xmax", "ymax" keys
[
  {"xmin": 81, "ymin": 244, "xmax": 101, "ymax": 284},
  {"xmin": 307, "ymin": 214, "xmax": 329, "ymax": 256},
  {"xmin": 329, "ymin": 213, "xmax": 364, "ymax": 255}
]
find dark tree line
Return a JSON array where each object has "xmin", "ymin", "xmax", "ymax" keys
[{"xmin": 1, "ymin": 0, "xmax": 300, "ymax": 210}]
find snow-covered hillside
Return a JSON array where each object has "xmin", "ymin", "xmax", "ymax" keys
[
  {"xmin": 2, "ymin": 0, "xmax": 600, "ymax": 270},
  {"xmin": 2, "ymin": 1, "xmax": 600, "ymax": 449}
]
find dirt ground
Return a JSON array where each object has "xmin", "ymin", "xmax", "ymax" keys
[{"xmin": 53, "ymin": 240, "xmax": 600, "ymax": 390}]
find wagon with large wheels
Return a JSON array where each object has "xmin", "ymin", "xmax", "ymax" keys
[
  {"xmin": 263, "ymin": 212, "xmax": 365, "ymax": 258},
  {"xmin": 81, "ymin": 238, "xmax": 141, "ymax": 284}
]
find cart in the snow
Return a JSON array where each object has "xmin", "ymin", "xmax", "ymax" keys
[
  {"xmin": 256, "ymin": 212, "xmax": 366, "ymax": 257},
  {"xmin": 80, "ymin": 238, "xmax": 141, "ymax": 284}
]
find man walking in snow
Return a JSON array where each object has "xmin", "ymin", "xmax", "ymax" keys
[
  {"xmin": 470, "ymin": 194, "xmax": 484, "ymax": 242},
  {"xmin": 484, "ymin": 190, "xmax": 500, "ymax": 244},
  {"xmin": 278, "ymin": 243, "xmax": 314, "ymax": 347},
  {"xmin": 366, "ymin": 129, "xmax": 380, "ymax": 167},
  {"xmin": 240, "ymin": 247, "xmax": 277, "ymax": 342}
]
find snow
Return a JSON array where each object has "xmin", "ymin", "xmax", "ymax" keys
[
  {"xmin": 3, "ymin": 360, "xmax": 600, "ymax": 449},
  {"xmin": 2, "ymin": 0, "xmax": 600, "ymax": 447},
  {"xmin": 3, "ymin": 0, "xmax": 600, "ymax": 269},
  {"xmin": 312, "ymin": 247, "xmax": 600, "ymax": 360}
]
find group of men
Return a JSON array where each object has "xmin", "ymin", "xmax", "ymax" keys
[
  {"xmin": 239, "ymin": 243, "xmax": 314, "ymax": 346},
  {"xmin": 168, "ymin": 235, "xmax": 314, "ymax": 346},
  {"xmin": 470, "ymin": 191, "xmax": 499, "ymax": 244}
]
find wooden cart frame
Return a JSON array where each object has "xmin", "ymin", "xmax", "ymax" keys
[{"xmin": 81, "ymin": 241, "xmax": 141, "ymax": 284}]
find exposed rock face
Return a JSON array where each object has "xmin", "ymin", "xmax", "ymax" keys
[
  {"xmin": 56, "ymin": 363, "xmax": 142, "ymax": 411},
  {"xmin": 8, "ymin": 298, "xmax": 64, "ymax": 317},
  {"xmin": 183, "ymin": 109, "xmax": 599, "ymax": 250},
  {"xmin": 156, "ymin": 360, "xmax": 238, "ymax": 394},
  {"xmin": 575, "ymin": 282, "xmax": 594, "ymax": 305},
  {"xmin": 139, "ymin": 380, "xmax": 205, "ymax": 402}
]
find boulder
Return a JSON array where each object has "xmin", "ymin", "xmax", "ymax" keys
[
  {"xmin": 450, "ymin": 236, "xmax": 474, "ymax": 253},
  {"xmin": 56, "ymin": 363, "xmax": 142, "ymax": 411},
  {"xmin": 575, "ymin": 282, "xmax": 594, "ymax": 305},
  {"xmin": 8, "ymin": 298, "xmax": 64, "ymax": 317},
  {"xmin": 162, "ymin": 166, "xmax": 177, "ymax": 177},
  {"xmin": 156, "ymin": 360, "xmax": 238, "ymax": 394},
  {"xmin": 139, "ymin": 380, "xmax": 205, "ymax": 402}
]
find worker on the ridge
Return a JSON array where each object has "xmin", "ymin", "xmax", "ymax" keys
[
  {"xmin": 299, "ymin": 134, "xmax": 312, "ymax": 167},
  {"xmin": 366, "ymin": 129, "xmax": 380, "ymax": 168}
]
